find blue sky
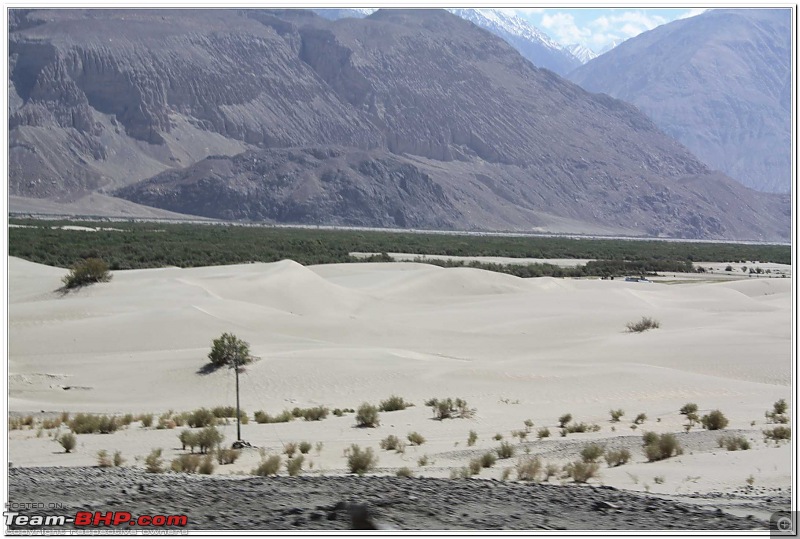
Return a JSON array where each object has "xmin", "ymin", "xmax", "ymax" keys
[{"xmin": 508, "ymin": 8, "xmax": 707, "ymax": 52}]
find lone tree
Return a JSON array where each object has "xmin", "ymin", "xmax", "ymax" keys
[
  {"xmin": 207, "ymin": 332, "xmax": 256, "ymax": 447},
  {"xmin": 62, "ymin": 258, "xmax": 112, "ymax": 289},
  {"xmin": 208, "ymin": 333, "xmax": 255, "ymax": 369}
]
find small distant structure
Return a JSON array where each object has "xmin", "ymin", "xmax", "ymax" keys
[{"xmin": 625, "ymin": 276, "xmax": 652, "ymax": 283}]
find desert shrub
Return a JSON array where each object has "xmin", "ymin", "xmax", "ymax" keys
[
  {"xmin": 512, "ymin": 429, "xmax": 528, "ymax": 440},
  {"xmin": 332, "ymin": 408, "xmax": 344, "ymax": 417},
  {"xmin": 196, "ymin": 426, "xmax": 224, "ymax": 454},
  {"xmin": 544, "ymin": 463, "xmax": 560, "ymax": 481},
  {"xmin": 516, "ymin": 456, "xmax": 543, "ymax": 481},
  {"xmin": 580, "ymin": 443, "xmax": 605, "ymax": 463},
  {"xmin": 766, "ymin": 399, "xmax": 789, "ymax": 424},
  {"xmin": 480, "ymin": 452, "xmax": 497, "ymax": 468},
  {"xmin": 97, "ymin": 450, "xmax": 112, "ymax": 467},
  {"xmin": 700, "ymin": 410, "xmax": 729, "ymax": 430},
  {"xmin": 355, "ymin": 403, "xmax": 380, "ymax": 428},
  {"xmin": 211, "ymin": 406, "xmax": 237, "ymax": 418},
  {"xmin": 641, "ymin": 431, "xmax": 658, "ymax": 446},
  {"xmin": 680, "ymin": 403, "xmax": 698, "ymax": 416},
  {"xmin": 120, "ymin": 414, "xmax": 134, "ymax": 427},
  {"xmin": 298, "ymin": 441, "xmax": 312, "ymax": 454},
  {"xmin": 467, "ymin": 430, "xmax": 478, "ymax": 446},
  {"xmin": 563, "ymin": 460, "xmax": 600, "ymax": 483},
  {"xmin": 537, "ymin": 427, "xmax": 550, "ymax": 439},
  {"xmin": 566, "ymin": 422, "xmax": 589, "ymax": 434},
  {"xmin": 626, "ymin": 317, "xmax": 660, "ymax": 333},
  {"xmin": 763, "ymin": 426, "xmax": 791, "ymax": 443},
  {"xmin": 718, "ymin": 435, "xmax": 750, "ymax": 451},
  {"xmin": 171, "ymin": 454, "xmax": 201, "ymax": 473},
  {"xmin": 69, "ymin": 413, "xmax": 119, "ymax": 434},
  {"xmin": 346, "ymin": 445, "xmax": 377, "ymax": 475},
  {"xmin": 301, "ymin": 406, "xmax": 329, "ymax": 421},
  {"xmin": 610, "ymin": 409, "xmax": 624, "ymax": 422},
  {"xmin": 426, "ymin": 397, "xmax": 474, "ymax": 420},
  {"xmin": 644, "ymin": 433, "xmax": 683, "ymax": 461},
  {"xmin": 468, "ymin": 458, "xmax": 483, "ymax": 476},
  {"xmin": 145, "ymin": 448, "xmax": 164, "ymax": 473},
  {"xmin": 283, "ymin": 442, "xmax": 298, "ymax": 456},
  {"xmin": 252, "ymin": 455, "xmax": 281, "ymax": 476},
  {"xmin": 207, "ymin": 332, "xmax": 255, "ymax": 369},
  {"xmin": 450, "ymin": 467, "xmax": 472, "ymax": 479},
  {"xmin": 605, "ymin": 448, "xmax": 632, "ymax": 467},
  {"xmin": 558, "ymin": 413, "xmax": 572, "ymax": 428},
  {"xmin": 396, "ymin": 467, "xmax": 414, "ymax": 478},
  {"xmin": 286, "ymin": 455, "xmax": 304, "ymax": 476},
  {"xmin": 634, "ymin": 413, "xmax": 647, "ymax": 425},
  {"xmin": 417, "ymin": 455, "xmax": 430, "ymax": 467},
  {"xmin": 407, "ymin": 432, "xmax": 426, "ymax": 446},
  {"xmin": 496, "ymin": 441, "xmax": 515, "ymax": 459},
  {"xmin": 113, "ymin": 451, "xmax": 125, "ymax": 467},
  {"xmin": 198, "ymin": 455, "xmax": 215, "ymax": 475},
  {"xmin": 58, "ymin": 433, "xmax": 77, "ymax": 453},
  {"xmin": 62, "ymin": 258, "xmax": 112, "ymax": 289},
  {"xmin": 178, "ymin": 430, "xmax": 196, "ymax": 452},
  {"xmin": 493, "ymin": 433, "xmax": 503, "ymax": 441},
  {"xmin": 216, "ymin": 448, "xmax": 241, "ymax": 464},
  {"xmin": 379, "ymin": 395, "xmax": 411, "ymax": 412},
  {"xmin": 253, "ymin": 410, "xmax": 293, "ymax": 424},
  {"xmin": 41, "ymin": 417, "xmax": 62, "ymax": 429},
  {"xmin": 157, "ymin": 417, "xmax": 176, "ymax": 430},
  {"xmin": 187, "ymin": 408, "xmax": 216, "ymax": 428},
  {"xmin": 772, "ymin": 398, "xmax": 788, "ymax": 415},
  {"xmin": 380, "ymin": 435, "xmax": 402, "ymax": 451}
]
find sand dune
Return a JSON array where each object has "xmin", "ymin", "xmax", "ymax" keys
[{"xmin": 7, "ymin": 257, "xmax": 793, "ymax": 505}]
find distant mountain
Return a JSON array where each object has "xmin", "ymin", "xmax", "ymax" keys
[
  {"xmin": 312, "ymin": 8, "xmax": 376, "ymax": 21},
  {"xmin": 7, "ymin": 8, "xmax": 789, "ymax": 240},
  {"xmin": 448, "ymin": 8, "xmax": 582, "ymax": 74},
  {"xmin": 566, "ymin": 43, "xmax": 597, "ymax": 63},
  {"xmin": 569, "ymin": 8, "xmax": 792, "ymax": 194}
]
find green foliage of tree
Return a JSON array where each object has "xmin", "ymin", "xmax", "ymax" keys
[{"xmin": 208, "ymin": 333, "xmax": 255, "ymax": 369}]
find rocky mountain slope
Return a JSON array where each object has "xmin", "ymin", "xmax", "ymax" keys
[
  {"xmin": 568, "ymin": 8, "xmax": 792, "ymax": 194},
  {"xmin": 8, "ymin": 8, "xmax": 790, "ymax": 241}
]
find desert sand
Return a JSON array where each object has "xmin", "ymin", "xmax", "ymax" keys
[{"xmin": 6, "ymin": 255, "xmax": 794, "ymax": 525}]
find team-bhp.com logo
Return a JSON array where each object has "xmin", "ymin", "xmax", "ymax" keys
[{"xmin": 5, "ymin": 510, "xmax": 188, "ymax": 530}]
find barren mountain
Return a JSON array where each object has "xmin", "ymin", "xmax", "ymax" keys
[
  {"xmin": 568, "ymin": 9, "xmax": 792, "ymax": 194},
  {"xmin": 7, "ymin": 8, "xmax": 790, "ymax": 241}
]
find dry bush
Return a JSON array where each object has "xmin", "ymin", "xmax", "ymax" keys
[
  {"xmin": 700, "ymin": 410, "xmax": 729, "ymax": 430},
  {"xmin": 644, "ymin": 433, "xmax": 683, "ymax": 461},
  {"xmin": 626, "ymin": 317, "xmax": 660, "ymax": 333},
  {"xmin": 355, "ymin": 403, "xmax": 380, "ymax": 428},
  {"xmin": 139, "ymin": 414, "xmax": 155, "ymax": 428},
  {"xmin": 254, "ymin": 410, "xmax": 293, "ymax": 424},
  {"xmin": 301, "ymin": 406, "xmax": 329, "ymax": 422},
  {"xmin": 426, "ymin": 397, "xmax": 474, "ymax": 420},
  {"xmin": 186, "ymin": 409, "xmax": 216, "ymax": 428},
  {"xmin": 580, "ymin": 443, "xmax": 605, "ymax": 463},
  {"xmin": 198, "ymin": 455, "xmax": 215, "ymax": 475},
  {"xmin": 97, "ymin": 450, "xmax": 112, "ymax": 467},
  {"xmin": 516, "ymin": 456, "xmax": 543, "ymax": 481},
  {"xmin": 558, "ymin": 413, "xmax": 572, "ymax": 428},
  {"xmin": 763, "ymin": 426, "xmax": 791, "ymax": 443},
  {"xmin": 766, "ymin": 399, "xmax": 789, "ymax": 424},
  {"xmin": 544, "ymin": 463, "xmax": 560, "ymax": 481},
  {"xmin": 496, "ymin": 441, "xmax": 515, "ymax": 459},
  {"xmin": 679, "ymin": 403, "xmax": 698, "ymax": 416},
  {"xmin": 718, "ymin": 435, "xmax": 750, "ymax": 451},
  {"xmin": 145, "ymin": 448, "xmax": 164, "ymax": 473},
  {"xmin": 69, "ymin": 413, "xmax": 119, "ymax": 434},
  {"xmin": 171, "ymin": 454, "xmax": 201, "ymax": 473},
  {"xmin": 605, "ymin": 448, "xmax": 632, "ymax": 467},
  {"xmin": 537, "ymin": 427, "xmax": 550, "ymax": 439},
  {"xmin": 396, "ymin": 467, "xmax": 414, "ymax": 478},
  {"xmin": 468, "ymin": 458, "xmax": 483, "ymax": 476},
  {"xmin": 346, "ymin": 444, "xmax": 378, "ymax": 475},
  {"xmin": 379, "ymin": 395, "xmax": 411, "ymax": 412},
  {"xmin": 380, "ymin": 435, "xmax": 402, "ymax": 451},
  {"xmin": 216, "ymin": 448, "xmax": 241, "ymax": 465},
  {"xmin": 480, "ymin": 452, "xmax": 497, "ymax": 468},
  {"xmin": 417, "ymin": 455, "xmax": 430, "ymax": 467},
  {"xmin": 467, "ymin": 430, "xmax": 478, "ymax": 446},
  {"xmin": 196, "ymin": 426, "xmax": 224, "ymax": 454},
  {"xmin": 62, "ymin": 258, "xmax": 112, "ymax": 289},
  {"xmin": 58, "ymin": 433, "xmax": 77, "ymax": 453},
  {"xmin": 113, "ymin": 451, "xmax": 125, "ymax": 467},
  {"xmin": 283, "ymin": 442, "xmax": 298, "ymax": 457},
  {"xmin": 610, "ymin": 409, "xmax": 624, "ymax": 422},
  {"xmin": 563, "ymin": 460, "xmax": 600, "ymax": 483},
  {"xmin": 286, "ymin": 455, "xmax": 304, "ymax": 476},
  {"xmin": 407, "ymin": 432, "xmax": 426, "ymax": 446},
  {"xmin": 252, "ymin": 455, "xmax": 282, "ymax": 476},
  {"xmin": 450, "ymin": 467, "xmax": 472, "ymax": 479}
]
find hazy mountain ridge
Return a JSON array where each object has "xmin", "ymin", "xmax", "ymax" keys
[
  {"xmin": 568, "ymin": 8, "xmax": 791, "ymax": 194},
  {"xmin": 7, "ymin": 8, "xmax": 790, "ymax": 241}
]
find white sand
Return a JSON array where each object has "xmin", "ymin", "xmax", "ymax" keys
[{"xmin": 6, "ymin": 257, "xmax": 793, "ymax": 499}]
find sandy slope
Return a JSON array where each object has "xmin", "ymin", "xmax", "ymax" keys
[{"xmin": 6, "ymin": 257, "xmax": 793, "ymax": 512}]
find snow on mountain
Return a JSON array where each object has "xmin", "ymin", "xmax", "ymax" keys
[
  {"xmin": 565, "ymin": 43, "xmax": 597, "ymax": 63},
  {"xmin": 447, "ymin": 8, "xmax": 582, "ymax": 74}
]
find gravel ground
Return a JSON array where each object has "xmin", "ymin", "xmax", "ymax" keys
[{"xmin": 7, "ymin": 467, "xmax": 783, "ymax": 532}]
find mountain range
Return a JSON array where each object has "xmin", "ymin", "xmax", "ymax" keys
[
  {"xmin": 569, "ymin": 8, "xmax": 792, "ymax": 194},
  {"xmin": 7, "ymin": 8, "xmax": 790, "ymax": 241}
]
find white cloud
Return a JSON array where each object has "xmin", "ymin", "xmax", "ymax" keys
[
  {"xmin": 677, "ymin": 8, "xmax": 708, "ymax": 20},
  {"xmin": 540, "ymin": 12, "xmax": 591, "ymax": 44},
  {"xmin": 583, "ymin": 10, "xmax": 669, "ymax": 50}
]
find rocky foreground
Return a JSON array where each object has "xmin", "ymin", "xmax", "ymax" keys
[{"xmin": 7, "ymin": 467, "xmax": 782, "ymax": 531}]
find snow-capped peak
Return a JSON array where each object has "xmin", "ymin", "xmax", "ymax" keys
[
  {"xmin": 448, "ymin": 8, "xmax": 564, "ymax": 52},
  {"xmin": 564, "ymin": 43, "xmax": 597, "ymax": 63}
]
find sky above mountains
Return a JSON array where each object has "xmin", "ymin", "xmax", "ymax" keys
[{"xmin": 492, "ymin": 7, "xmax": 707, "ymax": 52}]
